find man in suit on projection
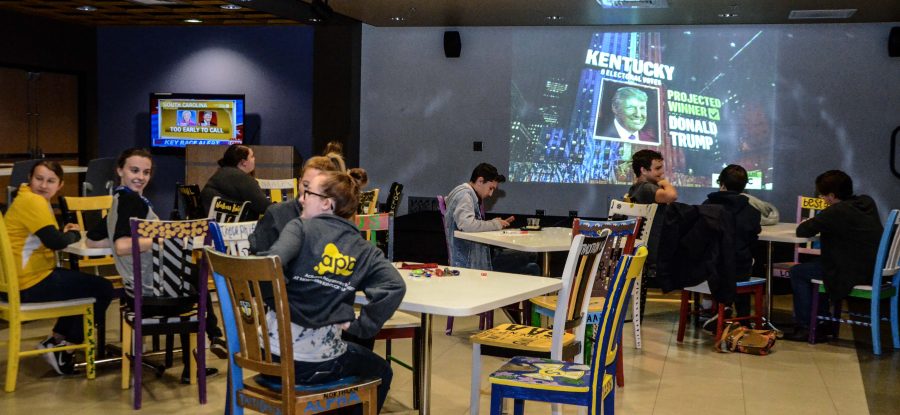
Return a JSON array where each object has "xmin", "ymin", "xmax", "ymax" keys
[{"xmin": 599, "ymin": 86, "xmax": 658, "ymax": 144}]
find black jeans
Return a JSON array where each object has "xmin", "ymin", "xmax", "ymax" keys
[
  {"xmin": 284, "ymin": 341, "xmax": 393, "ymax": 414},
  {"xmin": 17, "ymin": 268, "xmax": 114, "ymax": 344}
]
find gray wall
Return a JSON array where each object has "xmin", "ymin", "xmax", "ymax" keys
[
  {"xmin": 97, "ymin": 25, "xmax": 314, "ymax": 216},
  {"xmin": 361, "ymin": 24, "xmax": 900, "ymax": 219}
]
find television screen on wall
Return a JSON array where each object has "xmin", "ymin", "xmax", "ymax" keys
[{"xmin": 150, "ymin": 93, "xmax": 244, "ymax": 149}]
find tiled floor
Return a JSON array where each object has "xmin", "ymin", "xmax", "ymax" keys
[{"xmin": 0, "ymin": 292, "xmax": 893, "ymax": 414}]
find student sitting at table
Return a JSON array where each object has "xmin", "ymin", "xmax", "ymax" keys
[
  {"xmin": 702, "ymin": 164, "xmax": 761, "ymax": 324},
  {"xmin": 262, "ymin": 170, "xmax": 405, "ymax": 414},
  {"xmin": 86, "ymin": 148, "xmax": 225, "ymax": 377},
  {"xmin": 3, "ymin": 160, "xmax": 114, "ymax": 375},
  {"xmin": 444, "ymin": 162, "xmax": 539, "ymax": 276},
  {"xmin": 248, "ymin": 153, "xmax": 347, "ymax": 254},
  {"xmin": 786, "ymin": 170, "xmax": 883, "ymax": 341},
  {"xmin": 200, "ymin": 144, "xmax": 271, "ymax": 220}
]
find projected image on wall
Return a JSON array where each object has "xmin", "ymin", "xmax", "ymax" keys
[{"xmin": 508, "ymin": 30, "xmax": 775, "ymax": 190}]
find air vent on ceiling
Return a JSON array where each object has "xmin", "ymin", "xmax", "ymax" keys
[
  {"xmin": 128, "ymin": 0, "xmax": 182, "ymax": 5},
  {"xmin": 789, "ymin": 9, "xmax": 856, "ymax": 20},
  {"xmin": 597, "ymin": 0, "xmax": 669, "ymax": 9}
]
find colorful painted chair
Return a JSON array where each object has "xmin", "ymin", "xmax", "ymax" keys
[
  {"xmin": 172, "ymin": 184, "xmax": 205, "ymax": 220},
  {"xmin": 0, "ymin": 212, "xmax": 96, "ymax": 392},
  {"xmin": 208, "ymin": 196, "xmax": 250, "ymax": 223},
  {"xmin": 487, "ymin": 246, "xmax": 647, "ymax": 415},
  {"xmin": 772, "ymin": 196, "xmax": 828, "ymax": 278},
  {"xmin": 469, "ymin": 232, "xmax": 610, "ymax": 415},
  {"xmin": 809, "ymin": 209, "xmax": 900, "ymax": 355},
  {"xmin": 121, "ymin": 218, "xmax": 212, "ymax": 409},
  {"xmin": 676, "ymin": 278, "xmax": 765, "ymax": 342},
  {"xmin": 204, "ymin": 249, "xmax": 380, "ymax": 415},
  {"xmin": 358, "ymin": 189, "xmax": 380, "ymax": 215},
  {"xmin": 256, "ymin": 178, "xmax": 298, "ymax": 204}
]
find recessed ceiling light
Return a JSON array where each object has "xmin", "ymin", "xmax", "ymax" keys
[
  {"xmin": 184, "ymin": 18, "xmax": 202, "ymax": 23},
  {"xmin": 308, "ymin": 18, "xmax": 322, "ymax": 23},
  {"xmin": 718, "ymin": 13, "xmax": 738, "ymax": 18},
  {"xmin": 390, "ymin": 16, "xmax": 406, "ymax": 22},
  {"xmin": 75, "ymin": 5, "xmax": 97, "ymax": 12},
  {"xmin": 546, "ymin": 15, "xmax": 564, "ymax": 21},
  {"xmin": 220, "ymin": 4, "xmax": 241, "ymax": 10}
]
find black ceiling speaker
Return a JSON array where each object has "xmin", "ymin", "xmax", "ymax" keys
[
  {"xmin": 890, "ymin": 27, "xmax": 900, "ymax": 57},
  {"xmin": 444, "ymin": 31, "xmax": 461, "ymax": 58}
]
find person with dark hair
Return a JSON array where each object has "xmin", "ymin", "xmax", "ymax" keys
[
  {"xmin": 200, "ymin": 144, "xmax": 271, "ymax": 219},
  {"xmin": 3, "ymin": 160, "xmax": 114, "ymax": 375},
  {"xmin": 702, "ymin": 164, "xmax": 761, "ymax": 323},
  {"xmin": 86, "ymin": 148, "xmax": 224, "ymax": 379},
  {"xmin": 627, "ymin": 149, "xmax": 678, "ymax": 204},
  {"xmin": 786, "ymin": 170, "xmax": 883, "ymax": 341},
  {"xmin": 262, "ymin": 170, "xmax": 405, "ymax": 414},
  {"xmin": 199, "ymin": 111, "xmax": 216, "ymax": 127}
]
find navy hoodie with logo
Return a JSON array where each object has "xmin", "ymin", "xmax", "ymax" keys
[{"xmin": 264, "ymin": 214, "xmax": 406, "ymax": 340}]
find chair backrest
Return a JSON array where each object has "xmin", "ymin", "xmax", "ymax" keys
[
  {"xmin": 6, "ymin": 159, "xmax": 41, "ymax": 206},
  {"xmin": 356, "ymin": 213, "xmax": 394, "ymax": 261},
  {"xmin": 60, "ymin": 195, "xmax": 114, "ymax": 262},
  {"xmin": 587, "ymin": 246, "xmax": 648, "ymax": 412},
  {"xmin": 130, "ymin": 218, "xmax": 212, "ymax": 300},
  {"xmin": 436, "ymin": 195, "xmax": 452, "ymax": 262},
  {"xmin": 549, "ymin": 232, "xmax": 610, "ymax": 357},
  {"xmin": 204, "ymin": 249, "xmax": 295, "ymax": 414},
  {"xmin": 173, "ymin": 184, "xmax": 205, "ymax": 220},
  {"xmin": 210, "ymin": 221, "xmax": 258, "ymax": 257},
  {"xmin": 208, "ymin": 196, "xmax": 249, "ymax": 224},
  {"xmin": 82, "ymin": 157, "xmax": 117, "ymax": 197},
  {"xmin": 873, "ymin": 209, "xmax": 900, "ymax": 289},
  {"xmin": 573, "ymin": 218, "xmax": 640, "ymax": 297},
  {"xmin": 257, "ymin": 178, "xmax": 298, "ymax": 204},
  {"xmin": 384, "ymin": 182, "xmax": 404, "ymax": 214},
  {"xmin": 794, "ymin": 196, "xmax": 828, "ymax": 260},
  {"xmin": 0, "ymin": 212, "xmax": 22, "ymax": 308},
  {"xmin": 358, "ymin": 189, "xmax": 380, "ymax": 215},
  {"xmin": 608, "ymin": 199, "xmax": 657, "ymax": 246}
]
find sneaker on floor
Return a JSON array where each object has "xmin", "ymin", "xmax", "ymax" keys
[
  {"xmin": 36, "ymin": 337, "xmax": 76, "ymax": 375},
  {"xmin": 209, "ymin": 337, "xmax": 229, "ymax": 360},
  {"xmin": 181, "ymin": 367, "xmax": 219, "ymax": 384}
]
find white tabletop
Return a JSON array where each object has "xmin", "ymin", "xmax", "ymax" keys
[
  {"xmin": 0, "ymin": 165, "xmax": 88, "ymax": 177},
  {"xmin": 356, "ymin": 265, "xmax": 561, "ymax": 317},
  {"xmin": 453, "ymin": 226, "xmax": 572, "ymax": 253},
  {"xmin": 759, "ymin": 222, "xmax": 817, "ymax": 243},
  {"xmin": 63, "ymin": 241, "xmax": 113, "ymax": 257}
]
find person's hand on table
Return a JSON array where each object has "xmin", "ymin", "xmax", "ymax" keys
[{"xmin": 499, "ymin": 215, "xmax": 515, "ymax": 228}]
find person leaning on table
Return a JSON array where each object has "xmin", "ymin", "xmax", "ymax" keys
[{"xmin": 786, "ymin": 170, "xmax": 883, "ymax": 342}]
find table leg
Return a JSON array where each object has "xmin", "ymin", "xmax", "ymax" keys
[
  {"xmin": 764, "ymin": 241, "xmax": 782, "ymax": 334},
  {"xmin": 541, "ymin": 252, "xmax": 551, "ymax": 277},
  {"xmin": 417, "ymin": 313, "xmax": 433, "ymax": 415}
]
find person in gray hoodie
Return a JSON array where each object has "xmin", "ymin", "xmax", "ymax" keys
[{"xmin": 264, "ymin": 170, "xmax": 405, "ymax": 413}]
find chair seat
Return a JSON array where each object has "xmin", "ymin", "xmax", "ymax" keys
[
  {"xmin": 471, "ymin": 323, "xmax": 576, "ymax": 352},
  {"xmin": 1, "ymin": 297, "xmax": 95, "ymax": 312},
  {"xmin": 530, "ymin": 295, "xmax": 605, "ymax": 313},
  {"xmin": 253, "ymin": 374, "xmax": 380, "ymax": 395},
  {"xmin": 813, "ymin": 280, "xmax": 896, "ymax": 299},
  {"xmin": 772, "ymin": 262, "xmax": 796, "ymax": 278},
  {"xmin": 381, "ymin": 311, "xmax": 420, "ymax": 329},
  {"xmin": 123, "ymin": 310, "xmax": 199, "ymax": 326},
  {"xmin": 489, "ymin": 356, "xmax": 611, "ymax": 394}
]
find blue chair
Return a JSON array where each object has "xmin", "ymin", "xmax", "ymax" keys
[
  {"xmin": 204, "ymin": 242, "xmax": 380, "ymax": 415},
  {"xmin": 808, "ymin": 209, "xmax": 900, "ymax": 355},
  {"xmin": 487, "ymin": 246, "xmax": 648, "ymax": 415}
]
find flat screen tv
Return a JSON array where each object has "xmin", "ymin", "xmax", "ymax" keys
[{"xmin": 150, "ymin": 93, "xmax": 244, "ymax": 149}]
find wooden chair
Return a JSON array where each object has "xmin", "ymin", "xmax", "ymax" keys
[
  {"xmin": 469, "ymin": 233, "xmax": 610, "ymax": 415},
  {"xmin": 487, "ymin": 246, "xmax": 648, "ymax": 415},
  {"xmin": 121, "ymin": 218, "xmax": 212, "ymax": 409},
  {"xmin": 772, "ymin": 196, "xmax": 828, "ymax": 278},
  {"xmin": 173, "ymin": 184, "xmax": 205, "ymax": 220},
  {"xmin": 204, "ymin": 249, "xmax": 380, "ymax": 415},
  {"xmin": 809, "ymin": 209, "xmax": 900, "ymax": 355},
  {"xmin": 0, "ymin": 212, "xmax": 96, "ymax": 392},
  {"xmin": 356, "ymin": 213, "xmax": 422, "ymax": 409},
  {"xmin": 382, "ymin": 182, "xmax": 403, "ymax": 214},
  {"xmin": 257, "ymin": 178, "xmax": 298, "ymax": 204},
  {"xmin": 607, "ymin": 199, "xmax": 657, "ymax": 349},
  {"xmin": 437, "ymin": 194, "xmax": 491, "ymax": 335},
  {"xmin": 676, "ymin": 278, "xmax": 765, "ymax": 342},
  {"xmin": 209, "ymin": 196, "xmax": 250, "ymax": 223},
  {"xmin": 82, "ymin": 157, "xmax": 117, "ymax": 197},
  {"xmin": 358, "ymin": 189, "xmax": 379, "ymax": 215},
  {"xmin": 60, "ymin": 195, "xmax": 117, "ymax": 272}
]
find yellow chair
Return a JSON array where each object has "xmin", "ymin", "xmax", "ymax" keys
[
  {"xmin": 487, "ymin": 247, "xmax": 648, "ymax": 415},
  {"xmin": 60, "ymin": 196, "xmax": 119, "ymax": 279},
  {"xmin": 0, "ymin": 212, "xmax": 96, "ymax": 392},
  {"xmin": 358, "ymin": 189, "xmax": 380, "ymax": 215},
  {"xmin": 256, "ymin": 178, "xmax": 298, "ymax": 203},
  {"xmin": 469, "ymin": 233, "xmax": 610, "ymax": 415},
  {"xmin": 205, "ymin": 249, "xmax": 380, "ymax": 415}
]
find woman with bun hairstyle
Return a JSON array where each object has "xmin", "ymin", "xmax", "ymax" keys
[
  {"xmin": 200, "ymin": 144, "xmax": 271, "ymax": 219},
  {"xmin": 262, "ymin": 170, "xmax": 404, "ymax": 413},
  {"xmin": 4, "ymin": 160, "xmax": 114, "ymax": 375}
]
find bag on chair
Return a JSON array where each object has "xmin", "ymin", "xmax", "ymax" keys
[{"xmin": 714, "ymin": 322, "xmax": 776, "ymax": 355}]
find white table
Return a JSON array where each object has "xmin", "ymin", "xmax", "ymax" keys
[
  {"xmin": 454, "ymin": 227, "xmax": 572, "ymax": 276},
  {"xmin": 356, "ymin": 265, "xmax": 562, "ymax": 415},
  {"xmin": 758, "ymin": 222, "xmax": 817, "ymax": 329},
  {"xmin": 0, "ymin": 165, "xmax": 88, "ymax": 176},
  {"xmin": 63, "ymin": 241, "xmax": 113, "ymax": 257}
]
